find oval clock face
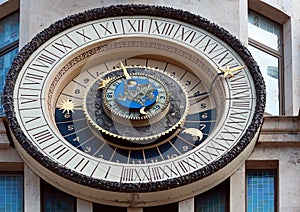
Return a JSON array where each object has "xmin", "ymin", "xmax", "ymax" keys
[{"xmin": 4, "ymin": 5, "xmax": 265, "ymax": 206}]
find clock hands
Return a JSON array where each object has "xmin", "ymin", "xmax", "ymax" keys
[
  {"xmin": 98, "ymin": 61, "xmax": 130, "ymax": 89},
  {"xmin": 97, "ymin": 62, "xmax": 163, "ymax": 117},
  {"xmin": 120, "ymin": 61, "xmax": 132, "ymax": 79},
  {"xmin": 189, "ymin": 92, "xmax": 209, "ymax": 106},
  {"xmin": 190, "ymin": 65, "xmax": 246, "ymax": 100},
  {"xmin": 219, "ymin": 65, "xmax": 246, "ymax": 78},
  {"xmin": 84, "ymin": 65, "xmax": 187, "ymax": 144},
  {"xmin": 187, "ymin": 66, "xmax": 245, "ymax": 141},
  {"xmin": 119, "ymin": 62, "xmax": 158, "ymax": 116}
]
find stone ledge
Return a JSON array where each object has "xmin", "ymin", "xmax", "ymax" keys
[
  {"xmin": 0, "ymin": 118, "xmax": 7, "ymax": 133},
  {"xmin": 0, "ymin": 162, "xmax": 23, "ymax": 171},
  {"xmin": 0, "ymin": 118, "xmax": 11, "ymax": 149},
  {"xmin": 258, "ymin": 134, "xmax": 300, "ymax": 146},
  {"xmin": 261, "ymin": 115, "xmax": 300, "ymax": 133},
  {"xmin": 259, "ymin": 110, "xmax": 300, "ymax": 144},
  {"xmin": 0, "ymin": 134, "xmax": 10, "ymax": 149}
]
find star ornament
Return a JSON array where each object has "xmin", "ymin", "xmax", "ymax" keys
[
  {"xmin": 219, "ymin": 65, "xmax": 246, "ymax": 78},
  {"xmin": 57, "ymin": 99, "xmax": 77, "ymax": 114},
  {"xmin": 99, "ymin": 77, "xmax": 113, "ymax": 89}
]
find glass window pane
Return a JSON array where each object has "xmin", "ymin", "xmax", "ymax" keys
[
  {"xmin": 248, "ymin": 45, "xmax": 279, "ymax": 115},
  {"xmin": 0, "ymin": 174, "xmax": 24, "ymax": 212},
  {"xmin": 0, "ymin": 47, "xmax": 18, "ymax": 116},
  {"xmin": 247, "ymin": 170, "xmax": 275, "ymax": 212},
  {"xmin": 0, "ymin": 12, "xmax": 19, "ymax": 49},
  {"xmin": 0, "ymin": 1, "xmax": 9, "ymax": 5},
  {"xmin": 248, "ymin": 10, "xmax": 281, "ymax": 51},
  {"xmin": 195, "ymin": 179, "xmax": 229, "ymax": 212},
  {"xmin": 41, "ymin": 180, "xmax": 76, "ymax": 212}
]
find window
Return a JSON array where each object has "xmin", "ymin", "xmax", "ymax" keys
[
  {"xmin": 93, "ymin": 203, "xmax": 127, "ymax": 212},
  {"xmin": 248, "ymin": 10, "xmax": 282, "ymax": 115},
  {"xmin": 41, "ymin": 180, "xmax": 76, "ymax": 212},
  {"xmin": 247, "ymin": 170, "xmax": 276, "ymax": 212},
  {"xmin": 0, "ymin": 173, "xmax": 23, "ymax": 212},
  {"xmin": 194, "ymin": 179, "xmax": 229, "ymax": 212},
  {"xmin": 144, "ymin": 202, "xmax": 178, "ymax": 212},
  {"xmin": 246, "ymin": 161, "xmax": 278, "ymax": 212},
  {"xmin": 0, "ymin": 12, "xmax": 19, "ymax": 116}
]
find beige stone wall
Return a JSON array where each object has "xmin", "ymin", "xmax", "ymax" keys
[
  {"xmin": 249, "ymin": 145, "xmax": 300, "ymax": 211},
  {"xmin": 19, "ymin": 0, "xmax": 246, "ymax": 46}
]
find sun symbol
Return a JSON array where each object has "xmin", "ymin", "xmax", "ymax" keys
[{"xmin": 57, "ymin": 99, "xmax": 77, "ymax": 114}]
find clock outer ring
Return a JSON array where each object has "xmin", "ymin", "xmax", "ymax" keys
[{"xmin": 4, "ymin": 4, "xmax": 266, "ymax": 196}]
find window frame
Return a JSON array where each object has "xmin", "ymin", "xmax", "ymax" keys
[
  {"xmin": 0, "ymin": 39, "xmax": 18, "ymax": 57},
  {"xmin": 248, "ymin": 9, "xmax": 284, "ymax": 115}
]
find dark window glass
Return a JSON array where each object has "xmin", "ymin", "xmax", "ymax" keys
[
  {"xmin": 144, "ymin": 202, "xmax": 178, "ymax": 212},
  {"xmin": 0, "ymin": 173, "xmax": 23, "ymax": 212},
  {"xmin": 195, "ymin": 179, "xmax": 229, "ymax": 212},
  {"xmin": 0, "ymin": 12, "xmax": 19, "ymax": 49},
  {"xmin": 93, "ymin": 203, "xmax": 127, "ymax": 212},
  {"xmin": 41, "ymin": 180, "xmax": 76, "ymax": 212},
  {"xmin": 247, "ymin": 170, "xmax": 276, "ymax": 212},
  {"xmin": 0, "ymin": 12, "xmax": 19, "ymax": 116},
  {"xmin": 0, "ymin": 47, "xmax": 18, "ymax": 115}
]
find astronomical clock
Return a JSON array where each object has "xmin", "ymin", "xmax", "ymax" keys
[{"xmin": 4, "ymin": 4, "xmax": 265, "ymax": 207}]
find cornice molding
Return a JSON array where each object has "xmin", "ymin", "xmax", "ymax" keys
[{"xmin": 259, "ymin": 111, "xmax": 300, "ymax": 145}]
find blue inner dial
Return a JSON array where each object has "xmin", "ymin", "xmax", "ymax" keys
[{"xmin": 114, "ymin": 78, "xmax": 158, "ymax": 110}]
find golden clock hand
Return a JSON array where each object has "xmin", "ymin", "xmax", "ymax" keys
[
  {"xmin": 219, "ymin": 65, "xmax": 246, "ymax": 78},
  {"xmin": 120, "ymin": 61, "xmax": 132, "ymax": 79},
  {"xmin": 190, "ymin": 65, "xmax": 245, "ymax": 104}
]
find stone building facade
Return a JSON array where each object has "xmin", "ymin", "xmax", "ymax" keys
[{"xmin": 0, "ymin": 0, "xmax": 299, "ymax": 211}]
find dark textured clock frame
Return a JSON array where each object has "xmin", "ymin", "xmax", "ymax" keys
[{"xmin": 4, "ymin": 4, "xmax": 265, "ymax": 193}]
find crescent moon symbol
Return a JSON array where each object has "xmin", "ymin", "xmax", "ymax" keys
[
  {"xmin": 182, "ymin": 128, "xmax": 204, "ymax": 141},
  {"xmin": 140, "ymin": 107, "xmax": 148, "ymax": 115}
]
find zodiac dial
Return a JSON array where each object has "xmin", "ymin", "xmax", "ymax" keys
[{"xmin": 55, "ymin": 58, "xmax": 216, "ymax": 158}]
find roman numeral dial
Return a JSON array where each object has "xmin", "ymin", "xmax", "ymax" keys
[
  {"xmin": 13, "ymin": 15, "xmax": 256, "ymax": 183},
  {"xmin": 8, "ymin": 7, "xmax": 264, "ymax": 206}
]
